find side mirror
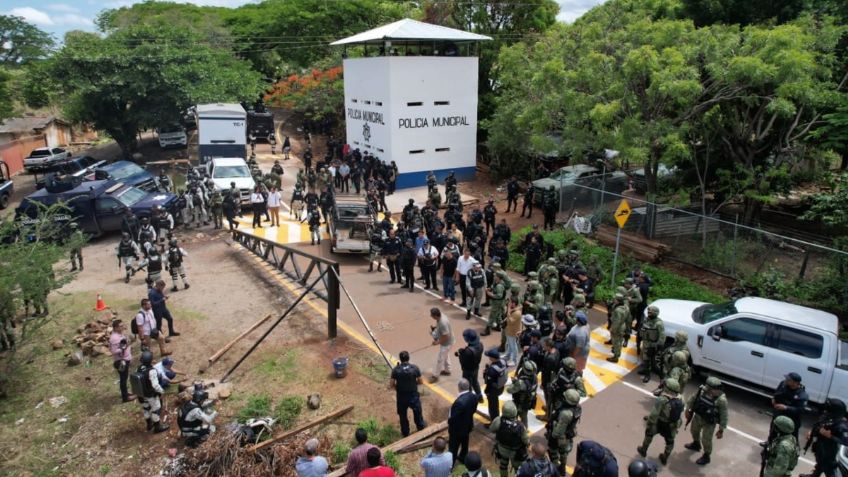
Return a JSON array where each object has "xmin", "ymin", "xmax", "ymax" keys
[
  {"xmin": 111, "ymin": 206, "xmax": 124, "ymax": 214},
  {"xmin": 710, "ymin": 326, "xmax": 722, "ymax": 342}
]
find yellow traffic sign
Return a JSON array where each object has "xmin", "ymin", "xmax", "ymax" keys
[{"xmin": 614, "ymin": 199, "xmax": 631, "ymax": 228}]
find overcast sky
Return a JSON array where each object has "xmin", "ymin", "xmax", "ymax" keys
[{"xmin": 5, "ymin": 0, "xmax": 607, "ymax": 41}]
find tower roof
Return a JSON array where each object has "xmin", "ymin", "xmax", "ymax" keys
[{"xmin": 331, "ymin": 18, "xmax": 492, "ymax": 46}]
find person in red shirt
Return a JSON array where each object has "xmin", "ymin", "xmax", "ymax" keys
[{"xmin": 358, "ymin": 448, "xmax": 396, "ymax": 477}]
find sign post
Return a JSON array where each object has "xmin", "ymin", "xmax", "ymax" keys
[{"xmin": 610, "ymin": 199, "xmax": 632, "ymax": 288}]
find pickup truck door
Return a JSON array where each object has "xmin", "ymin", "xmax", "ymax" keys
[
  {"xmin": 95, "ymin": 198, "xmax": 125, "ymax": 233},
  {"xmin": 701, "ymin": 316, "xmax": 769, "ymax": 385},
  {"xmin": 831, "ymin": 342, "xmax": 848, "ymax": 404},
  {"xmin": 762, "ymin": 324, "xmax": 829, "ymax": 403}
]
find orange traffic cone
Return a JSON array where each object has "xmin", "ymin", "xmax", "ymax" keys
[{"xmin": 94, "ymin": 294, "xmax": 108, "ymax": 311}]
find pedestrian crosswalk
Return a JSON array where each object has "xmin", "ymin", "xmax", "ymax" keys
[
  {"xmin": 234, "ymin": 213, "xmax": 329, "ymax": 243},
  {"xmin": 477, "ymin": 328, "xmax": 640, "ymax": 434}
]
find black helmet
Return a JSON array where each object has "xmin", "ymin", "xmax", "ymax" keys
[
  {"xmin": 140, "ymin": 350, "xmax": 154, "ymax": 366},
  {"xmin": 192, "ymin": 389, "xmax": 209, "ymax": 405},
  {"xmin": 140, "ymin": 217, "xmax": 150, "ymax": 224},
  {"xmin": 628, "ymin": 459, "xmax": 658, "ymax": 477},
  {"xmin": 408, "ymin": 198, "xmax": 414, "ymax": 204},
  {"xmin": 826, "ymin": 398, "xmax": 847, "ymax": 417},
  {"xmin": 169, "ymin": 239, "xmax": 178, "ymax": 247},
  {"xmin": 121, "ymin": 232, "xmax": 130, "ymax": 241},
  {"xmin": 149, "ymin": 247, "xmax": 160, "ymax": 256}
]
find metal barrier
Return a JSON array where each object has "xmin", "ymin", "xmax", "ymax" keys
[{"xmin": 232, "ymin": 229, "xmax": 340, "ymax": 339}]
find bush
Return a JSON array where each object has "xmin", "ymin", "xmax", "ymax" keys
[
  {"xmin": 331, "ymin": 441, "xmax": 351, "ymax": 464},
  {"xmin": 274, "ymin": 395, "xmax": 304, "ymax": 429},
  {"xmin": 237, "ymin": 394, "xmax": 272, "ymax": 422},
  {"xmin": 507, "ymin": 226, "xmax": 724, "ymax": 304},
  {"xmin": 355, "ymin": 418, "xmax": 401, "ymax": 447},
  {"xmin": 383, "ymin": 450, "xmax": 400, "ymax": 471}
]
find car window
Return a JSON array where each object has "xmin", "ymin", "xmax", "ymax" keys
[
  {"xmin": 839, "ymin": 341, "xmax": 848, "ymax": 369},
  {"xmin": 52, "ymin": 148, "xmax": 65, "ymax": 154},
  {"xmin": 212, "ymin": 165, "xmax": 251, "ymax": 178},
  {"xmin": 114, "ymin": 187, "xmax": 146, "ymax": 207},
  {"xmin": 108, "ymin": 163, "xmax": 144, "ymax": 180},
  {"xmin": 694, "ymin": 302, "xmax": 739, "ymax": 324},
  {"xmin": 95, "ymin": 198, "xmax": 121, "ymax": 213},
  {"xmin": 30, "ymin": 149, "xmax": 50, "ymax": 157},
  {"xmin": 719, "ymin": 318, "xmax": 767, "ymax": 345},
  {"xmin": 772, "ymin": 326, "xmax": 823, "ymax": 359}
]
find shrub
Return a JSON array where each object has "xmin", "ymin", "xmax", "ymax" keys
[
  {"xmin": 331, "ymin": 441, "xmax": 351, "ymax": 464},
  {"xmin": 237, "ymin": 394, "xmax": 272, "ymax": 422},
  {"xmin": 354, "ymin": 418, "xmax": 400, "ymax": 447},
  {"xmin": 274, "ymin": 395, "xmax": 304, "ymax": 429},
  {"xmin": 383, "ymin": 450, "xmax": 400, "ymax": 471}
]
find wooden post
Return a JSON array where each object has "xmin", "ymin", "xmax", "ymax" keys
[
  {"xmin": 207, "ymin": 314, "xmax": 272, "ymax": 364},
  {"xmin": 247, "ymin": 405, "xmax": 354, "ymax": 453}
]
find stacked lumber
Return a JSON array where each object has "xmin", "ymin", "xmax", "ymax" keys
[
  {"xmin": 594, "ymin": 225, "xmax": 670, "ymax": 264},
  {"xmin": 71, "ymin": 315, "xmax": 113, "ymax": 357}
]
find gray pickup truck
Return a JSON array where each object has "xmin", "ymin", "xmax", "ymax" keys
[{"xmin": 329, "ymin": 194, "xmax": 374, "ymax": 254}]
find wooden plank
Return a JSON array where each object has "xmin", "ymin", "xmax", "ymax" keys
[
  {"xmin": 326, "ymin": 420, "xmax": 448, "ymax": 477},
  {"xmin": 206, "ymin": 314, "xmax": 272, "ymax": 364},
  {"xmin": 247, "ymin": 405, "xmax": 354, "ymax": 453}
]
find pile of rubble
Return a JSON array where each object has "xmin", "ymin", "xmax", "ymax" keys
[{"xmin": 64, "ymin": 313, "xmax": 115, "ymax": 364}]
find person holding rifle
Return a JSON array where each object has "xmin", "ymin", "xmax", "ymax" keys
[
  {"xmin": 683, "ymin": 377, "xmax": 728, "ymax": 466},
  {"xmin": 761, "ymin": 416, "xmax": 800, "ymax": 477},
  {"xmin": 800, "ymin": 398, "xmax": 848, "ymax": 477}
]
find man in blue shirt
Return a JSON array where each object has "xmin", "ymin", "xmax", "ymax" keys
[
  {"xmin": 420, "ymin": 436, "xmax": 453, "ymax": 477},
  {"xmin": 295, "ymin": 438, "xmax": 329, "ymax": 477},
  {"xmin": 148, "ymin": 279, "xmax": 179, "ymax": 340}
]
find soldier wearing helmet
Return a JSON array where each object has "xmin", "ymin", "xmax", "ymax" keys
[
  {"xmin": 549, "ymin": 357, "xmax": 587, "ymax": 413},
  {"xmin": 660, "ymin": 329, "xmax": 691, "ymax": 378},
  {"xmin": 638, "ymin": 378, "xmax": 684, "ymax": 465},
  {"xmin": 542, "ymin": 185, "xmax": 558, "ymax": 230},
  {"xmin": 131, "ymin": 350, "xmax": 169, "ymax": 434},
  {"xmin": 116, "ymin": 232, "xmax": 142, "ymax": 283},
  {"xmin": 626, "ymin": 459, "xmax": 657, "ymax": 477},
  {"xmin": 652, "ymin": 351, "xmax": 690, "ymax": 396},
  {"xmin": 166, "ymin": 238, "xmax": 190, "ymax": 291},
  {"xmin": 607, "ymin": 293, "xmax": 630, "ymax": 363},
  {"xmin": 763, "ymin": 416, "xmax": 800, "ymax": 477},
  {"xmin": 638, "ymin": 305, "xmax": 665, "ymax": 383},
  {"xmin": 800, "ymin": 398, "xmax": 848, "ymax": 477},
  {"xmin": 684, "ymin": 376, "xmax": 728, "ymax": 465},
  {"xmin": 178, "ymin": 386, "xmax": 218, "ymax": 447},
  {"xmin": 508, "ymin": 360, "xmax": 539, "ymax": 426},
  {"xmin": 67, "ymin": 221, "xmax": 85, "ymax": 272},
  {"xmin": 489, "ymin": 401, "xmax": 529, "ymax": 477},
  {"xmin": 547, "ymin": 389, "xmax": 582, "ymax": 475}
]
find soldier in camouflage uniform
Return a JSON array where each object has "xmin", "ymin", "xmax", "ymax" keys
[
  {"xmin": 684, "ymin": 376, "xmax": 728, "ymax": 466},
  {"xmin": 638, "ymin": 378, "xmax": 684, "ymax": 465},
  {"xmin": 548, "ymin": 357, "xmax": 586, "ymax": 413},
  {"xmin": 483, "ymin": 272, "xmax": 507, "ymax": 336},
  {"xmin": 508, "ymin": 360, "xmax": 538, "ymax": 426},
  {"xmin": 523, "ymin": 280, "xmax": 545, "ymax": 320},
  {"xmin": 653, "ymin": 351, "xmax": 690, "ymax": 396},
  {"xmin": 622, "ymin": 278, "xmax": 642, "ymax": 348},
  {"xmin": 209, "ymin": 189, "xmax": 223, "ymax": 229},
  {"xmin": 660, "ymin": 330, "xmax": 691, "ymax": 375},
  {"xmin": 489, "ymin": 401, "xmax": 529, "ymax": 477},
  {"xmin": 606, "ymin": 294, "xmax": 630, "ymax": 363},
  {"xmin": 429, "ymin": 187, "xmax": 442, "ymax": 209},
  {"xmin": 586, "ymin": 255, "xmax": 603, "ymax": 286},
  {"xmin": 547, "ymin": 389, "xmax": 582, "ymax": 475},
  {"xmin": 545, "ymin": 258, "xmax": 559, "ymax": 304},
  {"xmin": 639, "ymin": 305, "xmax": 665, "ymax": 383},
  {"xmin": 762, "ymin": 416, "xmax": 800, "ymax": 477}
]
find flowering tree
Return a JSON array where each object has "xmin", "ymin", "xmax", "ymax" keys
[{"xmin": 265, "ymin": 65, "xmax": 344, "ymax": 124}]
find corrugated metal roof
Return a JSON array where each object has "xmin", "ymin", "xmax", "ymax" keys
[
  {"xmin": 196, "ymin": 103, "xmax": 246, "ymax": 117},
  {"xmin": 0, "ymin": 116, "xmax": 67, "ymax": 134},
  {"xmin": 331, "ymin": 18, "xmax": 492, "ymax": 46}
]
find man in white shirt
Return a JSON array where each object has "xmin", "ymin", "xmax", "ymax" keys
[
  {"xmin": 418, "ymin": 238, "xmax": 440, "ymax": 291},
  {"xmin": 135, "ymin": 298, "xmax": 170, "ymax": 357},
  {"xmin": 250, "ymin": 187, "xmax": 265, "ymax": 229},
  {"xmin": 266, "ymin": 186, "xmax": 283, "ymax": 227},
  {"xmin": 455, "ymin": 249, "xmax": 478, "ymax": 308}
]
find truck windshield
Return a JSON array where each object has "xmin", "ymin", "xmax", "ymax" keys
[
  {"xmin": 213, "ymin": 165, "xmax": 251, "ymax": 178},
  {"xmin": 30, "ymin": 150, "xmax": 50, "ymax": 157},
  {"xmin": 693, "ymin": 302, "xmax": 738, "ymax": 324},
  {"xmin": 159, "ymin": 125, "xmax": 184, "ymax": 134},
  {"xmin": 114, "ymin": 187, "xmax": 146, "ymax": 207},
  {"xmin": 337, "ymin": 206, "xmax": 370, "ymax": 219},
  {"xmin": 108, "ymin": 163, "xmax": 144, "ymax": 180}
]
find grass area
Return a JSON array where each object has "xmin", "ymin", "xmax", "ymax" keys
[
  {"xmin": 351, "ymin": 352, "xmax": 391, "ymax": 384},
  {"xmin": 254, "ymin": 348, "xmax": 300, "ymax": 383}
]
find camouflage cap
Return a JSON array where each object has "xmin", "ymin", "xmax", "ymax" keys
[
  {"xmin": 706, "ymin": 377, "xmax": 722, "ymax": 388},
  {"xmin": 564, "ymin": 389, "xmax": 581, "ymax": 406},
  {"xmin": 664, "ymin": 378, "xmax": 680, "ymax": 393}
]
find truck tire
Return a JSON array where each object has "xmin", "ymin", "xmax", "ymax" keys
[{"xmin": 0, "ymin": 194, "xmax": 8, "ymax": 209}]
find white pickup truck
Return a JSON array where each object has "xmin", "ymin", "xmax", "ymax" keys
[
  {"xmin": 203, "ymin": 157, "xmax": 255, "ymax": 206},
  {"xmin": 651, "ymin": 296, "xmax": 848, "ymax": 404},
  {"xmin": 24, "ymin": 147, "xmax": 72, "ymax": 172}
]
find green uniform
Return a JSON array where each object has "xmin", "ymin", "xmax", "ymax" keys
[
  {"xmin": 686, "ymin": 385, "xmax": 728, "ymax": 455},
  {"xmin": 489, "ymin": 402, "xmax": 529, "ymax": 477},
  {"xmin": 549, "ymin": 367, "xmax": 587, "ymax": 411},
  {"xmin": 508, "ymin": 362, "xmax": 538, "ymax": 426},
  {"xmin": 608, "ymin": 303, "xmax": 630, "ymax": 360},
  {"xmin": 429, "ymin": 189, "xmax": 442, "ymax": 208},
  {"xmin": 209, "ymin": 191, "xmax": 223, "ymax": 229},
  {"xmin": 547, "ymin": 401, "xmax": 580, "ymax": 474},
  {"xmin": 639, "ymin": 315, "xmax": 665, "ymax": 377},
  {"xmin": 763, "ymin": 434, "xmax": 799, "ymax": 477},
  {"xmin": 665, "ymin": 364, "xmax": 691, "ymax": 390},
  {"xmin": 661, "ymin": 341, "xmax": 691, "ymax": 376},
  {"xmin": 639, "ymin": 390, "xmax": 683, "ymax": 460},
  {"xmin": 488, "ymin": 281, "xmax": 507, "ymax": 331},
  {"xmin": 623, "ymin": 285, "xmax": 642, "ymax": 340}
]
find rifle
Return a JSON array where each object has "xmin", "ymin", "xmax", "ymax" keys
[
  {"xmin": 759, "ymin": 440, "xmax": 768, "ymax": 477},
  {"xmin": 804, "ymin": 418, "xmax": 831, "ymax": 454},
  {"xmin": 684, "ymin": 387, "xmax": 704, "ymax": 429}
]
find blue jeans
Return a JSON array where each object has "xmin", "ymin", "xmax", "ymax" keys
[
  {"xmin": 442, "ymin": 276, "xmax": 455, "ymax": 300},
  {"xmin": 505, "ymin": 336, "xmax": 519, "ymax": 364}
]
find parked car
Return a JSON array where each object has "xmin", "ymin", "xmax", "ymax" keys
[
  {"xmin": 329, "ymin": 194, "xmax": 374, "ymax": 254},
  {"xmin": 203, "ymin": 157, "xmax": 255, "ymax": 206},
  {"xmin": 88, "ymin": 160, "xmax": 159, "ymax": 192},
  {"xmin": 531, "ymin": 164, "xmax": 628, "ymax": 204},
  {"xmin": 23, "ymin": 147, "xmax": 72, "ymax": 172},
  {"xmin": 628, "ymin": 163, "xmax": 677, "ymax": 194},
  {"xmin": 156, "ymin": 124, "xmax": 188, "ymax": 148},
  {"xmin": 16, "ymin": 180, "xmax": 178, "ymax": 237},
  {"xmin": 0, "ymin": 160, "xmax": 13, "ymax": 209},
  {"xmin": 651, "ymin": 296, "xmax": 848, "ymax": 404},
  {"xmin": 35, "ymin": 156, "xmax": 106, "ymax": 189}
]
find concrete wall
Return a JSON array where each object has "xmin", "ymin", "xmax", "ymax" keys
[{"xmin": 343, "ymin": 56, "xmax": 479, "ymax": 188}]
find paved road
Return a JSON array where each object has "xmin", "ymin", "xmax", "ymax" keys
[{"xmin": 233, "ymin": 149, "xmax": 816, "ymax": 475}]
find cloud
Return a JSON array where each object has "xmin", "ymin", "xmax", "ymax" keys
[
  {"xmin": 54, "ymin": 13, "xmax": 94, "ymax": 26},
  {"xmin": 7, "ymin": 6, "xmax": 55, "ymax": 26},
  {"xmin": 557, "ymin": 0, "xmax": 607, "ymax": 23},
  {"xmin": 47, "ymin": 3, "xmax": 80, "ymax": 13}
]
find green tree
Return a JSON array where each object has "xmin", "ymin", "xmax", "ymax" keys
[
  {"xmin": 0, "ymin": 15, "xmax": 54, "ymax": 65},
  {"xmin": 48, "ymin": 26, "xmax": 263, "ymax": 158},
  {"xmin": 680, "ymin": 0, "xmax": 805, "ymax": 26},
  {"xmin": 0, "ymin": 68, "xmax": 12, "ymax": 120},
  {"xmin": 0, "ymin": 202, "xmax": 84, "ymax": 396}
]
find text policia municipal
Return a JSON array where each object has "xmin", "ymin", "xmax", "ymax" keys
[{"xmin": 346, "ymin": 108, "xmax": 470, "ymax": 129}]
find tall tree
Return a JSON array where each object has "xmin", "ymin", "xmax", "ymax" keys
[
  {"xmin": 0, "ymin": 15, "xmax": 53, "ymax": 65},
  {"xmin": 49, "ymin": 26, "xmax": 263, "ymax": 158}
]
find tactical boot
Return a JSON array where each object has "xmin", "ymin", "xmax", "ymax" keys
[
  {"xmin": 642, "ymin": 374, "xmax": 651, "ymax": 383},
  {"xmin": 184, "ymin": 283, "xmax": 190, "ymax": 290},
  {"xmin": 368, "ymin": 263, "xmax": 373, "ymax": 272},
  {"xmin": 466, "ymin": 309, "xmax": 472, "ymax": 320},
  {"xmin": 482, "ymin": 301, "xmax": 490, "ymax": 307},
  {"xmin": 146, "ymin": 418, "xmax": 154, "ymax": 431},
  {"xmin": 125, "ymin": 274, "xmax": 131, "ymax": 284},
  {"xmin": 696, "ymin": 453, "xmax": 710, "ymax": 465},
  {"xmin": 474, "ymin": 308, "xmax": 480, "ymax": 317},
  {"xmin": 377, "ymin": 264, "xmax": 382, "ymax": 272},
  {"xmin": 70, "ymin": 265, "xmax": 77, "ymax": 272},
  {"xmin": 604, "ymin": 339, "xmax": 613, "ymax": 345},
  {"xmin": 684, "ymin": 442, "xmax": 701, "ymax": 452},
  {"xmin": 636, "ymin": 446, "xmax": 647, "ymax": 457},
  {"xmin": 480, "ymin": 327, "xmax": 491, "ymax": 336},
  {"xmin": 171, "ymin": 286, "xmax": 179, "ymax": 292},
  {"xmin": 153, "ymin": 422, "xmax": 170, "ymax": 434},
  {"xmin": 606, "ymin": 356, "xmax": 618, "ymax": 363},
  {"xmin": 659, "ymin": 452, "xmax": 669, "ymax": 465}
]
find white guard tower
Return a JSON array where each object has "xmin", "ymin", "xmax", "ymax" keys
[{"xmin": 331, "ymin": 19, "xmax": 491, "ymax": 189}]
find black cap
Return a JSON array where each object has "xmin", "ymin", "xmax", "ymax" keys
[
  {"xmin": 485, "ymin": 348, "xmax": 500, "ymax": 359},
  {"xmin": 464, "ymin": 451, "xmax": 482, "ymax": 471},
  {"xmin": 785, "ymin": 372, "xmax": 802, "ymax": 382}
]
